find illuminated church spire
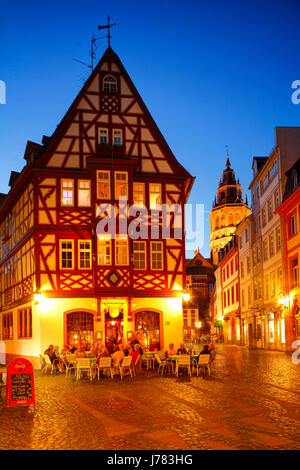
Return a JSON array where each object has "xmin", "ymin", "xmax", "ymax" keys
[{"xmin": 210, "ymin": 154, "xmax": 251, "ymax": 265}]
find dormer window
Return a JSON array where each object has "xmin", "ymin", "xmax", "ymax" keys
[{"xmin": 103, "ymin": 75, "xmax": 117, "ymax": 93}]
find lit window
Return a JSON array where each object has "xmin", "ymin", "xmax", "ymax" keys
[
  {"xmin": 97, "ymin": 171, "xmax": 111, "ymax": 199},
  {"xmin": 274, "ymin": 189, "xmax": 280, "ymax": 209},
  {"xmin": 133, "ymin": 241, "xmax": 146, "ymax": 269},
  {"xmin": 115, "ymin": 236, "xmax": 129, "ymax": 265},
  {"xmin": 60, "ymin": 240, "xmax": 74, "ymax": 269},
  {"xmin": 290, "ymin": 214, "xmax": 298, "ymax": 237},
  {"xmin": 149, "ymin": 184, "xmax": 162, "ymax": 209},
  {"xmin": 269, "ymin": 233, "xmax": 274, "ymax": 257},
  {"xmin": 61, "ymin": 179, "xmax": 74, "ymax": 206},
  {"xmin": 292, "ymin": 258, "xmax": 299, "ymax": 287},
  {"xmin": 99, "ymin": 128, "xmax": 109, "ymax": 145},
  {"xmin": 78, "ymin": 180, "xmax": 91, "ymax": 207},
  {"xmin": 115, "ymin": 172, "xmax": 128, "ymax": 199},
  {"xmin": 78, "ymin": 240, "xmax": 92, "ymax": 269},
  {"xmin": 276, "ymin": 226, "xmax": 281, "ymax": 252},
  {"xmin": 97, "ymin": 235, "xmax": 111, "ymax": 265},
  {"xmin": 268, "ymin": 199, "xmax": 273, "ymax": 221},
  {"xmin": 113, "ymin": 129, "xmax": 122, "ymax": 146},
  {"xmin": 103, "ymin": 75, "xmax": 117, "ymax": 93},
  {"xmin": 18, "ymin": 308, "xmax": 32, "ymax": 339},
  {"xmin": 133, "ymin": 183, "xmax": 145, "ymax": 205},
  {"xmin": 151, "ymin": 241, "xmax": 163, "ymax": 270}
]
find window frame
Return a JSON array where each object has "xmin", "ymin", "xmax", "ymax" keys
[
  {"xmin": 114, "ymin": 171, "xmax": 128, "ymax": 200},
  {"xmin": 96, "ymin": 170, "xmax": 111, "ymax": 200},
  {"xmin": 98, "ymin": 128, "xmax": 109, "ymax": 145},
  {"xmin": 2, "ymin": 312, "xmax": 13, "ymax": 340},
  {"xmin": 61, "ymin": 179, "xmax": 74, "ymax": 207},
  {"xmin": 133, "ymin": 240, "xmax": 147, "ymax": 270},
  {"xmin": 103, "ymin": 75, "xmax": 117, "ymax": 93},
  {"xmin": 97, "ymin": 235, "xmax": 112, "ymax": 266},
  {"xmin": 115, "ymin": 236, "xmax": 129, "ymax": 266},
  {"xmin": 59, "ymin": 239, "xmax": 74, "ymax": 270},
  {"xmin": 78, "ymin": 180, "xmax": 91, "ymax": 207},
  {"xmin": 149, "ymin": 183, "xmax": 162, "ymax": 210},
  {"xmin": 18, "ymin": 308, "xmax": 32, "ymax": 339},
  {"xmin": 150, "ymin": 241, "xmax": 163, "ymax": 270},
  {"xmin": 133, "ymin": 182, "xmax": 145, "ymax": 206},
  {"xmin": 78, "ymin": 240, "xmax": 92, "ymax": 270}
]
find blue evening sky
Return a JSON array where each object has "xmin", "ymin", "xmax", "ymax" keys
[{"xmin": 0, "ymin": 0, "xmax": 300, "ymax": 258}]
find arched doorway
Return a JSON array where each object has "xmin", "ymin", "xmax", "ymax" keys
[
  {"xmin": 66, "ymin": 311, "xmax": 94, "ymax": 350},
  {"xmin": 105, "ymin": 311, "xmax": 124, "ymax": 346},
  {"xmin": 134, "ymin": 311, "xmax": 160, "ymax": 351}
]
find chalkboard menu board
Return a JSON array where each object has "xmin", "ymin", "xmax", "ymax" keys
[
  {"xmin": 11, "ymin": 373, "xmax": 32, "ymax": 401},
  {"xmin": 6, "ymin": 358, "xmax": 35, "ymax": 409}
]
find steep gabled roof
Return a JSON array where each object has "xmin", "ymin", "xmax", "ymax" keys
[{"xmin": 33, "ymin": 47, "xmax": 193, "ymax": 191}]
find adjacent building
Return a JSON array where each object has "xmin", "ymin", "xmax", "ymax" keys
[
  {"xmin": 183, "ymin": 251, "xmax": 215, "ymax": 341},
  {"xmin": 276, "ymin": 158, "xmax": 300, "ymax": 350}
]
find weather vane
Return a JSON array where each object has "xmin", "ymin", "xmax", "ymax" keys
[{"xmin": 98, "ymin": 16, "xmax": 116, "ymax": 48}]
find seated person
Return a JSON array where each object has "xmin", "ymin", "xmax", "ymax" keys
[
  {"xmin": 130, "ymin": 344, "xmax": 141, "ymax": 364},
  {"xmin": 75, "ymin": 346, "xmax": 86, "ymax": 358},
  {"xmin": 177, "ymin": 343, "xmax": 188, "ymax": 355},
  {"xmin": 167, "ymin": 343, "xmax": 176, "ymax": 356},
  {"xmin": 112, "ymin": 345, "xmax": 125, "ymax": 366},
  {"xmin": 96, "ymin": 347, "xmax": 110, "ymax": 365},
  {"xmin": 44, "ymin": 344, "xmax": 60, "ymax": 371},
  {"xmin": 124, "ymin": 345, "xmax": 132, "ymax": 357},
  {"xmin": 61, "ymin": 344, "xmax": 71, "ymax": 356},
  {"xmin": 196, "ymin": 344, "xmax": 211, "ymax": 363}
]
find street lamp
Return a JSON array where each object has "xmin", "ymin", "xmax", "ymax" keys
[{"xmin": 183, "ymin": 291, "xmax": 190, "ymax": 301}]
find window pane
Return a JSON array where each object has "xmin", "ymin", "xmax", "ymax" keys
[
  {"xmin": 115, "ymin": 172, "xmax": 128, "ymax": 199},
  {"xmin": 78, "ymin": 180, "xmax": 91, "ymax": 207},
  {"xmin": 149, "ymin": 184, "xmax": 161, "ymax": 209},
  {"xmin": 61, "ymin": 180, "xmax": 74, "ymax": 206},
  {"xmin": 97, "ymin": 171, "xmax": 110, "ymax": 199}
]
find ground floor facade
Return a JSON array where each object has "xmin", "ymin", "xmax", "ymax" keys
[
  {"xmin": 240, "ymin": 308, "xmax": 287, "ymax": 351},
  {"xmin": 0, "ymin": 295, "xmax": 183, "ymax": 368}
]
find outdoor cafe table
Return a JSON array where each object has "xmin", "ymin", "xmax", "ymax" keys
[{"xmin": 168, "ymin": 355, "xmax": 198, "ymax": 361}]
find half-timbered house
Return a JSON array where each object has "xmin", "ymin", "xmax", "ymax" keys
[{"xmin": 0, "ymin": 47, "xmax": 194, "ymax": 366}]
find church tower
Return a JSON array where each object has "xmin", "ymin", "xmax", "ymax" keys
[{"xmin": 210, "ymin": 154, "xmax": 251, "ymax": 265}]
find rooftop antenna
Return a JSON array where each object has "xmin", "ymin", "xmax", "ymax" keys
[
  {"xmin": 98, "ymin": 16, "xmax": 116, "ymax": 48},
  {"xmin": 73, "ymin": 18, "xmax": 116, "ymax": 72}
]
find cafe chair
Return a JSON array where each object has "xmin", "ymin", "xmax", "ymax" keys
[
  {"xmin": 133, "ymin": 354, "xmax": 142, "ymax": 375},
  {"xmin": 42, "ymin": 355, "xmax": 55, "ymax": 374},
  {"xmin": 175, "ymin": 355, "xmax": 192, "ymax": 377},
  {"xmin": 194, "ymin": 355, "xmax": 211, "ymax": 377},
  {"xmin": 64, "ymin": 355, "xmax": 76, "ymax": 377},
  {"xmin": 210, "ymin": 350, "xmax": 217, "ymax": 373},
  {"xmin": 96, "ymin": 357, "xmax": 114, "ymax": 380},
  {"xmin": 118, "ymin": 356, "xmax": 133, "ymax": 379},
  {"xmin": 76, "ymin": 358, "xmax": 93, "ymax": 381},
  {"xmin": 154, "ymin": 353, "xmax": 169, "ymax": 376},
  {"xmin": 141, "ymin": 353, "xmax": 153, "ymax": 370}
]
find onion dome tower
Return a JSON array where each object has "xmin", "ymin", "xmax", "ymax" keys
[{"xmin": 210, "ymin": 154, "xmax": 251, "ymax": 265}]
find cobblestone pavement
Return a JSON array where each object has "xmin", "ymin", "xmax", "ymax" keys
[{"xmin": 0, "ymin": 345, "xmax": 300, "ymax": 450}]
